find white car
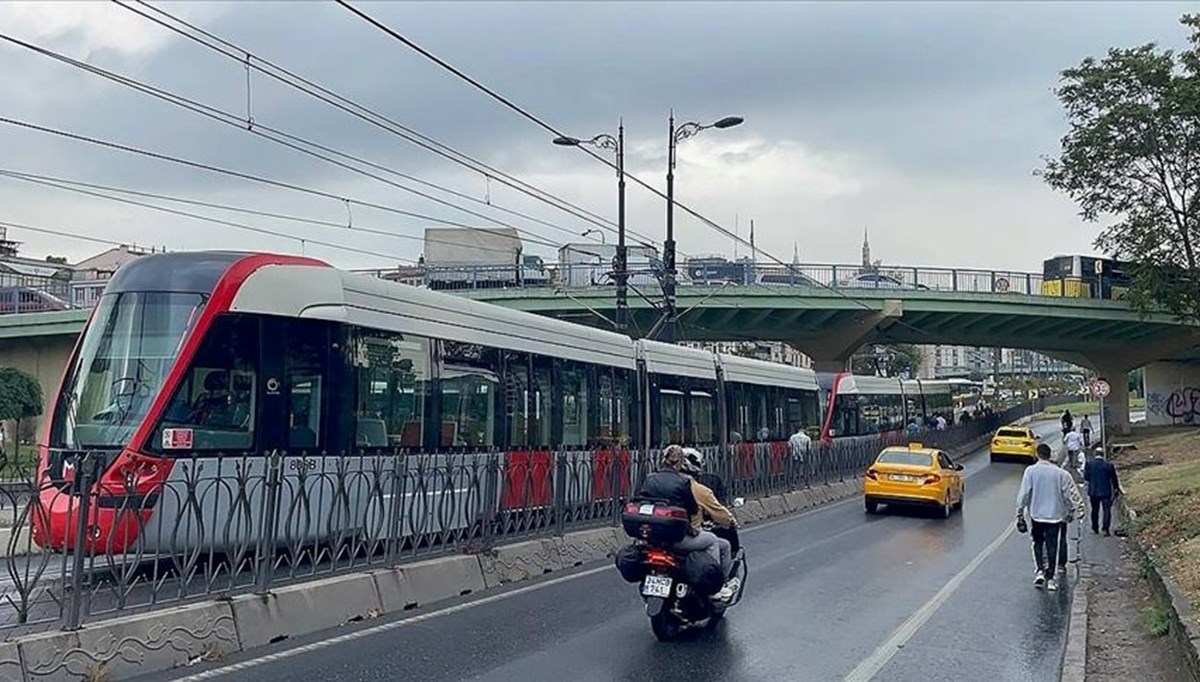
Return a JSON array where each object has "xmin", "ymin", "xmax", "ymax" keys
[{"xmin": 838, "ymin": 273, "xmax": 929, "ymax": 290}]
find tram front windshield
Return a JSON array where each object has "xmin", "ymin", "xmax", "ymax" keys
[{"xmin": 52, "ymin": 292, "xmax": 205, "ymax": 449}]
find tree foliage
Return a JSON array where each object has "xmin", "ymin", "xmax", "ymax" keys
[
  {"xmin": 1041, "ymin": 14, "xmax": 1200, "ymax": 321},
  {"xmin": 0, "ymin": 368, "xmax": 42, "ymax": 422},
  {"xmin": 851, "ymin": 344, "xmax": 922, "ymax": 377}
]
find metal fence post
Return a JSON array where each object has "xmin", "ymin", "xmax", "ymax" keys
[
  {"xmin": 385, "ymin": 453, "xmax": 405, "ymax": 565},
  {"xmin": 64, "ymin": 453, "xmax": 95, "ymax": 631},
  {"xmin": 254, "ymin": 450, "xmax": 283, "ymax": 594},
  {"xmin": 553, "ymin": 452, "xmax": 567, "ymax": 537},
  {"xmin": 952, "ymin": 269, "xmax": 958, "ymax": 291},
  {"xmin": 482, "ymin": 452, "xmax": 498, "ymax": 543}
]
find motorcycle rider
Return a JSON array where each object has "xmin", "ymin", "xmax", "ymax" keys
[
  {"xmin": 682, "ymin": 448, "xmax": 740, "ymax": 555},
  {"xmin": 635, "ymin": 445, "xmax": 737, "ymax": 600}
]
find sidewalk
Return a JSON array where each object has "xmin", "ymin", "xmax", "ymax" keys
[{"xmin": 1081, "ymin": 527, "xmax": 1189, "ymax": 680}]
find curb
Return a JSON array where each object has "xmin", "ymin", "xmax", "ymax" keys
[
  {"xmin": 1118, "ymin": 499, "xmax": 1200, "ymax": 681},
  {"xmin": 1061, "ymin": 560, "xmax": 1089, "ymax": 682}
]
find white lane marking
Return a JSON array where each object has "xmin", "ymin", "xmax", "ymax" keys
[
  {"xmin": 842, "ymin": 520, "xmax": 1018, "ymax": 682},
  {"xmin": 170, "ymin": 564, "xmax": 612, "ymax": 681}
]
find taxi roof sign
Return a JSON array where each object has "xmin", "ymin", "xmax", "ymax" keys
[{"xmin": 907, "ymin": 442, "xmax": 924, "ymax": 450}]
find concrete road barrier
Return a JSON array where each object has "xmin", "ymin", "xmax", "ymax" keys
[
  {"xmin": 479, "ymin": 538, "xmax": 565, "ymax": 589},
  {"xmin": 230, "ymin": 573, "xmax": 383, "ymax": 650},
  {"xmin": 399, "ymin": 554, "xmax": 486, "ymax": 609}
]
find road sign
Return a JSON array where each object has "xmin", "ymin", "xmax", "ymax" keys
[{"xmin": 1091, "ymin": 378, "xmax": 1111, "ymax": 399}]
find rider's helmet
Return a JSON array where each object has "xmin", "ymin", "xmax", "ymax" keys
[{"xmin": 682, "ymin": 447, "xmax": 704, "ymax": 474}]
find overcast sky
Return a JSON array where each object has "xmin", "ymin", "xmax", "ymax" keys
[{"xmin": 0, "ymin": 1, "xmax": 1193, "ymax": 272}]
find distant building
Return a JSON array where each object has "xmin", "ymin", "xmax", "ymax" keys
[
  {"xmin": 69, "ymin": 245, "xmax": 155, "ymax": 308},
  {"xmin": 919, "ymin": 344, "xmax": 1079, "ymax": 379},
  {"xmin": 684, "ymin": 340, "xmax": 812, "ymax": 369}
]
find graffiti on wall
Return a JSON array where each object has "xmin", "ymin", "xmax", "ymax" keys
[{"xmin": 1147, "ymin": 388, "xmax": 1200, "ymax": 424}]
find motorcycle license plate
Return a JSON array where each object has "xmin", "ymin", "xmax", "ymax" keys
[{"xmin": 642, "ymin": 575, "xmax": 672, "ymax": 598}]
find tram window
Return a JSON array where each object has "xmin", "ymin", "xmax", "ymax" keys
[
  {"xmin": 660, "ymin": 388, "xmax": 685, "ymax": 445},
  {"xmin": 614, "ymin": 369, "xmax": 633, "ymax": 446},
  {"xmin": 441, "ymin": 367, "xmax": 497, "ymax": 448},
  {"xmin": 689, "ymin": 391, "xmax": 716, "ymax": 445},
  {"xmin": 350, "ymin": 329, "xmax": 429, "ymax": 448},
  {"xmin": 505, "ymin": 353, "xmax": 530, "ymax": 448},
  {"xmin": 155, "ymin": 314, "xmax": 258, "ymax": 453},
  {"xmin": 831, "ymin": 394, "xmax": 861, "ymax": 437},
  {"xmin": 285, "ymin": 320, "xmax": 329, "ymax": 450},
  {"xmin": 531, "ymin": 359, "xmax": 553, "ymax": 448},
  {"xmin": 560, "ymin": 362, "xmax": 589, "ymax": 448}
]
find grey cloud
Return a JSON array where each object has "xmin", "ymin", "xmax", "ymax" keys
[{"xmin": 0, "ymin": 0, "xmax": 1196, "ymax": 271}]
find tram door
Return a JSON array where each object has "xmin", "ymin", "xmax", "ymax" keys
[{"xmin": 257, "ymin": 317, "xmax": 362, "ymax": 550}]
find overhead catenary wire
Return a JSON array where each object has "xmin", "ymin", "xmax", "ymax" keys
[
  {"xmin": 0, "ymin": 168, "xmax": 568, "ymax": 259},
  {"xmin": 0, "ymin": 172, "xmax": 415, "ymax": 263},
  {"xmin": 0, "ymin": 115, "xmax": 588, "ymax": 256},
  {"xmin": 0, "ymin": 32, "xmax": 576, "ymax": 253},
  {"xmin": 0, "ymin": 218, "xmax": 136, "ymax": 250},
  {"xmin": 114, "ymin": 0, "xmax": 663, "ymax": 250},
  {"xmin": 332, "ymin": 2, "xmax": 937, "ymax": 340}
]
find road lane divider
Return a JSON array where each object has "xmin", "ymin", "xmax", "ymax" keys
[{"xmin": 842, "ymin": 520, "xmax": 1018, "ymax": 682}]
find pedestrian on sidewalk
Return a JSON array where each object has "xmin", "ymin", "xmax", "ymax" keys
[
  {"xmin": 1080, "ymin": 414, "xmax": 1093, "ymax": 448},
  {"xmin": 1083, "ymin": 444, "xmax": 1122, "ymax": 536},
  {"xmin": 1017, "ymin": 443, "xmax": 1086, "ymax": 592},
  {"xmin": 1061, "ymin": 426, "xmax": 1084, "ymax": 477}
]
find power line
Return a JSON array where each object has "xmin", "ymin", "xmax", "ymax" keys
[
  {"xmin": 332, "ymin": 2, "xmax": 939, "ymax": 339},
  {"xmin": 0, "ymin": 116, "xmax": 576, "ymax": 254},
  {"xmin": 0, "ymin": 32, "xmax": 574, "ymax": 253},
  {"xmin": 334, "ymin": 2, "xmax": 721, "ymax": 253},
  {"xmin": 115, "ymin": 0, "xmax": 660, "ymax": 250},
  {"xmin": 0, "ymin": 168, "xmax": 581, "ymax": 259},
  {"xmin": 0, "ymin": 218, "xmax": 133, "ymax": 249},
  {"xmin": 0, "ymin": 171, "xmax": 414, "ymax": 262}
]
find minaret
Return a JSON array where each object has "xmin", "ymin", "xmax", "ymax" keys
[
  {"xmin": 792, "ymin": 241, "xmax": 799, "ymax": 265},
  {"xmin": 861, "ymin": 227, "xmax": 871, "ymax": 268}
]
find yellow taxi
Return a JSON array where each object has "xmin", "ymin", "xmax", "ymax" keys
[
  {"xmin": 989, "ymin": 425, "xmax": 1038, "ymax": 463},
  {"xmin": 864, "ymin": 443, "xmax": 964, "ymax": 518}
]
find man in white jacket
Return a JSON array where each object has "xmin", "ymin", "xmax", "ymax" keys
[{"xmin": 1016, "ymin": 443, "xmax": 1086, "ymax": 592}]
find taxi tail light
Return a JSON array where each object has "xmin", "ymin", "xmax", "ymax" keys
[
  {"xmin": 866, "ymin": 468, "xmax": 879, "ymax": 480},
  {"xmin": 922, "ymin": 474, "xmax": 942, "ymax": 485}
]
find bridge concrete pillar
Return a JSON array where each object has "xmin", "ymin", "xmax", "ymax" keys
[
  {"xmin": 1142, "ymin": 361, "xmax": 1200, "ymax": 426},
  {"xmin": 791, "ymin": 303, "xmax": 903, "ymax": 373},
  {"xmin": 811, "ymin": 358, "xmax": 849, "ymax": 374},
  {"xmin": 1095, "ymin": 366, "xmax": 1131, "ymax": 438},
  {"xmin": 1052, "ymin": 333, "xmax": 1200, "ymax": 437}
]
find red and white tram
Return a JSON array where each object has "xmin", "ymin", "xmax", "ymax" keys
[
  {"xmin": 818, "ymin": 373, "xmax": 955, "ymax": 440},
  {"xmin": 35, "ymin": 252, "xmax": 823, "ymax": 553}
]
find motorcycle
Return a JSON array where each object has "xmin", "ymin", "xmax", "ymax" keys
[{"xmin": 619, "ymin": 498, "xmax": 748, "ymax": 641}]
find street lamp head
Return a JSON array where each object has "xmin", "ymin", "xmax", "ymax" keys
[
  {"xmin": 712, "ymin": 116, "xmax": 744, "ymax": 129},
  {"xmin": 553, "ymin": 136, "xmax": 582, "ymax": 146}
]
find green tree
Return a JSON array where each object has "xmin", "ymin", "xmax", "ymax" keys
[
  {"xmin": 851, "ymin": 344, "xmax": 923, "ymax": 377},
  {"xmin": 1041, "ymin": 14, "xmax": 1200, "ymax": 321},
  {"xmin": 0, "ymin": 368, "xmax": 42, "ymax": 452}
]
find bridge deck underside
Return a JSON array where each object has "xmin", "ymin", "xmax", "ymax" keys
[{"xmin": 469, "ymin": 287, "xmax": 1200, "ymax": 361}]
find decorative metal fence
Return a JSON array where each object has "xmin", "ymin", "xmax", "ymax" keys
[{"xmin": 0, "ymin": 398, "xmax": 1064, "ymax": 636}]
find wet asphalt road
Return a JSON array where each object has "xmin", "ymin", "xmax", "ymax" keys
[{"xmin": 153, "ymin": 423, "xmax": 1075, "ymax": 682}]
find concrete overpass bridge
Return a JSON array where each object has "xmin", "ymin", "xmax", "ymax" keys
[
  {"xmin": 457, "ymin": 285, "xmax": 1200, "ymax": 432},
  {"xmin": 3, "ymin": 273, "xmax": 1199, "ymax": 434}
]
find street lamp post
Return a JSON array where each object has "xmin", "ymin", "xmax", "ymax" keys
[
  {"xmin": 554, "ymin": 124, "xmax": 627, "ymax": 332},
  {"xmin": 661, "ymin": 113, "xmax": 744, "ymax": 343}
]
